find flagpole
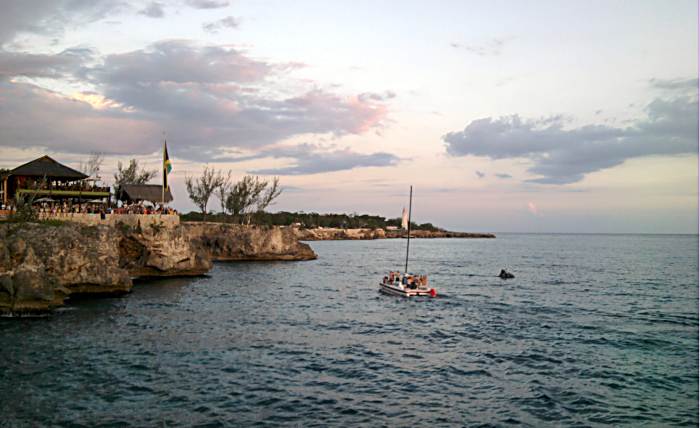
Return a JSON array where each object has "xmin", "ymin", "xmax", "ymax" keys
[
  {"xmin": 404, "ymin": 185, "xmax": 412, "ymax": 274},
  {"xmin": 161, "ymin": 139, "xmax": 165, "ymax": 208}
]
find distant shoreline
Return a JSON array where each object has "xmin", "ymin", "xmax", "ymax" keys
[{"xmin": 293, "ymin": 227, "xmax": 495, "ymax": 241}]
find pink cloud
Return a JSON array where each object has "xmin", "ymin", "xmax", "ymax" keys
[{"xmin": 527, "ymin": 201, "xmax": 538, "ymax": 215}]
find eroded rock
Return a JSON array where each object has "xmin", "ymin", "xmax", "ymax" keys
[
  {"xmin": 183, "ymin": 222, "xmax": 317, "ymax": 261},
  {"xmin": 1, "ymin": 220, "xmax": 317, "ymax": 315}
]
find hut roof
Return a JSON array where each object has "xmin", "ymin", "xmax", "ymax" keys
[
  {"xmin": 10, "ymin": 155, "xmax": 88, "ymax": 180},
  {"xmin": 121, "ymin": 184, "xmax": 173, "ymax": 203}
]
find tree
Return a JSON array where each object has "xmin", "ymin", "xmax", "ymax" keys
[
  {"xmin": 185, "ymin": 166, "xmax": 224, "ymax": 216},
  {"xmin": 113, "ymin": 159, "xmax": 157, "ymax": 201},
  {"xmin": 9, "ymin": 176, "xmax": 45, "ymax": 222},
  {"xmin": 79, "ymin": 152, "xmax": 104, "ymax": 179},
  {"xmin": 224, "ymin": 175, "xmax": 283, "ymax": 224},
  {"xmin": 255, "ymin": 176, "xmax": 282, "ymax": 212},
  {"xmin": 224, "ymin": 175, "xmax": 265, "ymax": 222},
  {"xmin": 215, "ymin": 170, "xmax": 232, "ymax": 214}
]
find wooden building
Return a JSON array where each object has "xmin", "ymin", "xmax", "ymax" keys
[
  {"xmin": 1, "ymin": 155, "xmax": 110, "ymax": 206},
  {"xmin": 118, "ymin": 184, "xmax": 173, "ymax": 205}
]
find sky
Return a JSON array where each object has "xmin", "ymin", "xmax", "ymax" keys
[{"xmin": 0, "ymin": 0, "xmax": 697, "ymax": 233}]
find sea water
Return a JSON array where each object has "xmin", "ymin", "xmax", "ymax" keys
[{"xmin": 0, "ymin": 234, "xmax": 697, "ymax": 426}]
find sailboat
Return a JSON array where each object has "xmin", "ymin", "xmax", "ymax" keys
[{"xmin": 379, "ymin": 186, "xmax": 437, "ymax": 298}]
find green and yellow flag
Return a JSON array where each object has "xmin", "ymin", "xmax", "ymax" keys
[{"xmin": 163, "ymin": 141, "xmax": 172, "ymax": 190}]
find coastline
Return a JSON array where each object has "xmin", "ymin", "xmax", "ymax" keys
[
  {"xmin": 0, "ymin": 220, "xmax": 316, "ymax": 316},
  {"xmin": 0, "ymin": 219, "xmax": 490, "ymax": 315},
  {"xmin": 293, "ymin": 227, "xmax": 495, "ymax": 241}
]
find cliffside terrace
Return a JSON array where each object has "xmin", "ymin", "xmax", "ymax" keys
[
  {"xmin": 17, "ymin": 182, "xmax": 111, "ymax": 199},
  {"xmin": 2, "ymin": 155, "xmax": 110, "ymax": 206}
]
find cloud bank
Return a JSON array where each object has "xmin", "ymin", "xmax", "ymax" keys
[
  {"xmin": 202, "ymin": 16, "xmax": 239, "ymax": 33},
  {"xmin": 444, "ymin": 79, "xmax": 698, "ymax": 184},
  {"xmin": 0, "ymin": 40, "xmax": 392, "ymax": 166},
  {"xmin": 185, "ymin": 0, "xmax": 229, "ymax": 9},
  {"xmin": 0, "ymin": 1, "xmax": 396, "ymax": 176},
  {"xmin": 247, "ymin": 144, "xmax": 400, "ymax": 175},
  {"xmin": 139, "ymin": 2, "xmax": 165, "ymax": 18}
]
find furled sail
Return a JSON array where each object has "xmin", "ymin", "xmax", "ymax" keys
[{"xmin": 401, "ymin": 207, "xmax": 409, "ymax": 230}]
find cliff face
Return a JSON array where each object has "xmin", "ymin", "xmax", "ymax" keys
[
  {"xmin": 183, "ymin": 222, "xmax": 317, "ymax": 261},
  {"xmin": 0, "ymin": 220, "xmax": 316, "ymax": 315},
  {"xmin": 0, "ymin": 222, "xmax": 210, "ymax": 315},
  {"xmin": 294, "ymin": 227, "xmax": 495, "ymax": 240},
  {"xmin": 294, "ymin": 227, "xmax": 386, "ymax": 241},
  {"xmin": 119, "ymin": 224, "xmax": 212, "ymax": 277},
  {"xmin": 0, "ymin": 223, "xmax": 132, "ymax": 314}
]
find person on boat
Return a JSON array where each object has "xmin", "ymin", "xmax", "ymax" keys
[
  {"xmin": 408, "ymin": 275, "xmax": 418, "ymax": 289},
  {"xmin": 383, "ymin": 276, "xmax": 388, "ymax": 284}
]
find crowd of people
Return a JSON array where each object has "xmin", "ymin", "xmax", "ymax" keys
[
  {"xmin": 111, "ymin": 203, "xmax": 177, "ymax": 215},
  {"xmin": 383, "ymin": 271, "xmax": 429, "ymax": 289},
  {"xmin": 18, "ymin": 178, "xmax": 110, "ymax": 194},
  {"xmin": 36, "ymin": 202, "xmax": 107, "ymax": 215},
  {"xmin": 0, "ymin": 200, "xmax": 177, "ymax": 217}
]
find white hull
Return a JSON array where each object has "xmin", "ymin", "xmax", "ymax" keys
[{"xmin": 379, "ymin": 281, "xmax": 436, "ymax": 297}]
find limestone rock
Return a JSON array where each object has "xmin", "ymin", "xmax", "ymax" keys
[
  {"xmin": 119, "ymin": 224, "xmax": 212, "ymax": 277},
  {"xmin": 183, "ymin": 222, "xmax": 317, "ymax": 261},
  {"xmin": 0, "ymin": 223, "xmax": 131, "ymax": 315},
  {"xmin": 294, "ymin": 227, "xmax": 495, "ymax": 240},
  {"xmin": 1, "ymin": 220, "xmax": 316, "ymax": 315}
]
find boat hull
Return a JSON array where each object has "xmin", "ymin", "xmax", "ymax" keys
[{"xmin": 379, "ymin": 282, "xmax": 436, "ymax": 297}]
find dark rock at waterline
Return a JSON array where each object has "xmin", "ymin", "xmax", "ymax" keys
[{"xmin": 499, "ymin": 269, "xmax": 515, "ymax": 279}]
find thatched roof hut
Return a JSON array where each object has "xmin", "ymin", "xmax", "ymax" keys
[
  {"xmin": 120, "ymin": 184, "xmax": 173, "ymax": 204},
  {"xmin": 10, "ymin": 156, "xmax": 87, "ymax": 180}
]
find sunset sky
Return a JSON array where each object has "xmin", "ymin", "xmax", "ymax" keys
[{"xmin": 0, "ymin": 0, "xmax": 697, "ymax": 233}]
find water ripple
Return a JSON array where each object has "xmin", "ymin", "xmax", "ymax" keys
[{"xmin": 0, "ymin": 234, "xmax": 697, "ymax": 426}]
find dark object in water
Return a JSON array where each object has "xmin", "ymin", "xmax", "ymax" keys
[{"xmin": 499, "ymin": 269, "xmax": 514, "ymax": 279}]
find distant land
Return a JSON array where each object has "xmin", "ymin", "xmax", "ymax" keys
[
  {"xmin": 181, "ymin": 211, "xmax": 440, "ymax": 230},
  {"xmin": 181, "ymin": 211, "xmax": 496, "ymax": 239}
]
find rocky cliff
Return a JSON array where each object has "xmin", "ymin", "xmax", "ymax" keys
[
  {"xmin": 294, "ymin": 227, "xmax": 495, "ymax": 240},
  {"xmin": 0, "ymin": 223, "xmax": 132, "ymax": 314},
  {"xmin": 119, "ymin": 223, "xmax": 212, "ymax": 277},
  {"xmin": 293, "ymin": 227, "xmax": 386, "ymax": 241},
  {"xmin": 183, "ymin": 222, "xmax": 317, "ymax": 261},
  {"xmin": 0, "ymin": 222, "xmax": 210, "ymax": 315},
  {"xmin": 0, "ymin": 221, "xmax": 316, "ymax": 315},
  {"xmin": 384, "ymin": 229, "xmax": 496, "ymax": 239}
]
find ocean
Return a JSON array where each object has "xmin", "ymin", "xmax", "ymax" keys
[{"xmin": 1, "ymin": 234, "xmax": 697, "ymax": 426}]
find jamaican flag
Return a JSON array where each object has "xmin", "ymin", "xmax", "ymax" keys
[{"xmin": 163, "ymin": 141, "xmax": 172, "ymax": 190}]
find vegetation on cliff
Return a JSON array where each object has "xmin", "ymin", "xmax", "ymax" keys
[
  {"xmin": 185, "ymin": 167, "xmax": 282, "ymax": 223},
  {"xmin": 181, "ymin": 211, "xmax": 441, "ymax": 231}
]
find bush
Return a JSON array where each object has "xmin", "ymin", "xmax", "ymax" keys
[
  {"xmin": 39, "ymin": 219, "xmax": 65, "ymax": 227},
  {"xmin": 9, "ymin": 193, "xmax": 38, "ymax": 223}
]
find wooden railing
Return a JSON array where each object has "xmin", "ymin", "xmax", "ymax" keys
[{"xmin": 17, "ymin": 188, "xmax": 110, "ymax": 198}]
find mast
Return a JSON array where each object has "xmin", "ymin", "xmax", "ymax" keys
[
  {"xmin": 404, "ymin": 185, "xmax": 412, "ymax": 273},
  {"xmin": 161, "ymin": 138, "xmax": 165, "ymax": 208}
]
